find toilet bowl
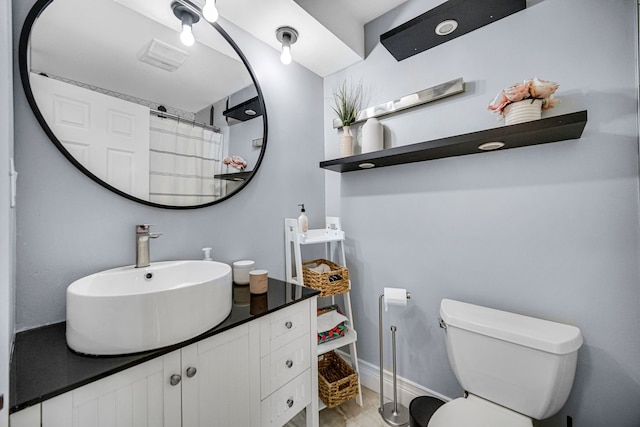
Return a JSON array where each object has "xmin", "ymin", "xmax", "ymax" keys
[
  {"xmin": 428, "ymin": 299, "xmax": 583, "ymax": 426},
  {"xmin": 429, "ymin": 395, "xmax": 532, "ymax": 427}
]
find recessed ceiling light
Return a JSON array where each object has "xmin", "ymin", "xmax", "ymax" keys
[
  {"xmin": 435, "ymin": 19, "xmax": 458, "ymax": 36},
  {"xmin": 359, "ymin": 163, "xmax": 376, "ymax": 169},
  {"xmin": 245, "ymin": 109, "xmax": 257, "ymax": 116},
  {"xmin": 478, "ymin": 141, "xmax": 505, "ymax": 151}
]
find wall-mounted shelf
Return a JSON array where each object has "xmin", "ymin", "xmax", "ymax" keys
[
  {"xmin": 380, "ymin": 0, "xmax": 526, "ymax": 61},
  {"xmin": 320, "ymin": 111, "xmax": 587, "ymax": 173},
  {"xmin": 214, "ymin": 171, "xmax": 252, "ymax": 181},
  {"xmin": 223, "ymin": 97, "xmax": 262, "ymax": 122}
]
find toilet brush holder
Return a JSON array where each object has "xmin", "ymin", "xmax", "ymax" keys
[{"xmin": 378, "ymin": 290, "xmax": 411, "ymax": 427}]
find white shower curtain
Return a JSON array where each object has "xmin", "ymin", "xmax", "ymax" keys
[{"xmin": 148, "ymin": 115, "xmax": 224, "ymax": 205}]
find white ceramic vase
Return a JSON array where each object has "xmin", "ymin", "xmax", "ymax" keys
[
  {"xmin": 361, "ymin": 118, "xmax": 383, "ymax": 153},
  {"xmin": 503, "ymin": 99, "xmax": 543, "ymax": 125},
  {"xmin": 340, "ymin": 125, "xmax": 354, "ymax": 157}
]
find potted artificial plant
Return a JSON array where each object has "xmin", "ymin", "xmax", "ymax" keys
[{"xmin": 332, "ymin": 80, "xmax": 362, "ymax": 157}]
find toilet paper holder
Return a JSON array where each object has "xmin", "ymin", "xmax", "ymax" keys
[{"xmin": 378, "ymin": 288, "xmax": 411, "ymax": 427}]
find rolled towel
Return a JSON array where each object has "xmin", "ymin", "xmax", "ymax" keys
[
  {"xmin": 309, "ymin": 263, "xmax": 331, "ymax": 273},
  {"xmin": 317, "ymin": 310, "xmax": 349, "ymax": 334}
]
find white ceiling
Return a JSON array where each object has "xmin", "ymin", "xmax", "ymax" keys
[
  {"xmin": 28, "ymin": 0, "xmax": 409, "ymax": 114},
  {"xmin": 31, "ymin": 0, "xmax": 253, "ymax": 113},
  {"xmin": 220, "ymin": 0, "xmax": 410, "ymax": 76},
  {"xmin": 341, "ymin": 0, "xmax": 411, "ymax": 25}
]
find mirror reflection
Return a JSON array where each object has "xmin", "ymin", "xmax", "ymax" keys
[{"xmin": 22, "ymin": 0, "xmax": 267, "ymax": 208}]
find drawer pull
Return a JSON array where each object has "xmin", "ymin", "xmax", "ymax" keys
[
  {"xmin": 169, "ymin": 374, "xmax": 182, "ymax": 386},
  {"xmin": 186, "ymin": 366, "xmax": 197, "ymax": 378},
  {"xmin": 285, "ymin": 321, "xmax": 293, "ymax": 329},
  {"xmin": 285, "ymin": 359, "xmax": 293, "ymax": 369},
  {"xmin": 286, "ymin": 398, "xmax": 294, "ymax": 408}
]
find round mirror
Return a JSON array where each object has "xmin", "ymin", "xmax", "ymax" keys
[{"xmin": 19, "ymin": 0, "xmax": 267, "ymax": 209}]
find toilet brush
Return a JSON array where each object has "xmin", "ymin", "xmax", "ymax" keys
[{"xmin": 378, "ymin": 289, "xmax": 411, "ymax": 427}]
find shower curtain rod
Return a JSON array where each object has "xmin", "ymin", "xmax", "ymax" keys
[{"xmin": 150, "ymin": 109, "xmax": 220, "ymax": 133}]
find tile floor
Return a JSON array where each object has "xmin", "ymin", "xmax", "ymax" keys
[{"xmin": 285, "ymin": 386, "xmax": 391, "ymax": 427}]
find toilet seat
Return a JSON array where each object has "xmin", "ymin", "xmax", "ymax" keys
[{"xmin": 428, "ymin": 395, "xmax": 533, "ymax": 427}]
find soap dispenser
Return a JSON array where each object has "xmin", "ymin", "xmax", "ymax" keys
[{"xmin": 298, "ymin": 204, "xmax": 308, "ymax": 234}]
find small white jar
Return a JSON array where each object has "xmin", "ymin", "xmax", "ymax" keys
[{"xmin": 233, "ymin": 260, "xmax": 255, "ymax": 285}]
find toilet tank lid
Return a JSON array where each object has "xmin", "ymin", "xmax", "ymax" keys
[{"xmin": 440, "ymin": 299, "xmax": 583, "ymax": 355}]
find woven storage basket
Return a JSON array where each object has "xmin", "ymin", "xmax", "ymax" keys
[
  {"xmin": 318, "ymin": 351, "xmax": 359, "ymax": 408},
  {"xmin": 302, "ymin": 259, "xmax": 349, "ymax": 297}
]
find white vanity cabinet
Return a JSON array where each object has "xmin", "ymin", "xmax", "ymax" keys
[
  {"xmin": 39, "ymin": 350, "xmax": 183, "ymax": 426},
  {"xmin": 181, "ymin": 323, "xmax": 260, "ymax": 427},
  {"xmin": 11, "ymin": 349, "xmax": 183, "ymax": 427},
  {"xmin": 10, "ymin": 297, "xmax": 318, "ymax": 427},
  {"xmin": 259, "ymin": 299, "xmax": 318, "ymax": 426},
  {"xmin": 21, "ymin": 325, "xmax": 256, "ymax": 427}
]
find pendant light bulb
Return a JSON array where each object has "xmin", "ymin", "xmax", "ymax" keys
[
  {"xmin": 280, "ymin": 44, "xmax": 292, "ymax": 65},
  {"xmin": 275, "ymin": 26, "xmax": 298, "ymax": 66},
  {"xmin": 180, "ymin": 21, "xmax": 195, "ymax": 46},
  {"xmin": 202, "ymin": 0, "xmax": 219, "ymax": 22},
  {"xmin": 181, "ymin": 24, "xmax": 195, "ymax": 46},
  {"xmin": 172, "ymin": 2, "xmax": 199, "ymax": 47}
]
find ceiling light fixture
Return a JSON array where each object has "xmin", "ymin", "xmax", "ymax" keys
[
  {"xmin": 201, "ymin": 0, "xmax": 219, "ymax": 23},
  {"xmin": 172, "ymin": 1, "xmax": 200, "ymax": 47},
  {"xmin": 435, "ymin": 19, "xmax": 458, "ymax": 36},
  {"xmin": 275, "ymin": 26, "xmax": 299, "ymax": 65}
]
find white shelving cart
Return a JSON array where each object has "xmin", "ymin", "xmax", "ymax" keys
[{"xmin": 284, "ymin": 217, "xmax": 364, "ymax": 410}]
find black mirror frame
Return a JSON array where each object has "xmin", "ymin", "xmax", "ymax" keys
[{"xmin": 19, "ymin": 0, "xmax": 268, "ymax": 209}]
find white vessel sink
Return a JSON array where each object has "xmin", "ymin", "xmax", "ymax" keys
[{"xmin": 66, "ymin": 260, "xmax": 232, "ymax": 355}]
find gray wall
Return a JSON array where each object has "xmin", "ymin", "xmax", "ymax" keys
[
  {"xmin": 13, "ymin": 0, "xmax": 326, "ymax": 330},
  {"xmin": 1, "ymin": 0, "xmax": 14, "ymax": 424},
  {"xmin": 324, "ymin": 0, "xmax": 640, "ymax": 426}
]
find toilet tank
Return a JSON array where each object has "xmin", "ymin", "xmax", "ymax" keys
[{"xmin": 440, "ymin": 299, "xmax": 583, "ymax": 420}]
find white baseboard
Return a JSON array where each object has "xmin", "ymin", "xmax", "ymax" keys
[{"xmin": 336, "ymin": 349, "xmax": 450, "ymax": 409}]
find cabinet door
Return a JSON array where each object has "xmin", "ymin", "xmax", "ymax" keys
[
  {"xmin": 9, "ymin": 404, "xmax": 41, "ymax": 427},
  {"xmin": 181, "ymin": 324, "xmax": 259, "ymax": 427},
  {"xmin": 41, "ymin": 351, "xmax": 181, "ymax": 427}
]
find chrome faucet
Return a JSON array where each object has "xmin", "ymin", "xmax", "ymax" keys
[{"xmin": 135, "ymin": 224, "xmax": 162, "ymax": 268}]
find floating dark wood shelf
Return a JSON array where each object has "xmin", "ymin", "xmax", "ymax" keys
[
  {"xmin": 223, "ymin": 97, "xmax": 262, "ymax": 122},
  {"xmin": 380, "ymin": 0, "xmax": 526, "ymax": 61},
  {"xmin": 320, "ymin": 111, "xmax": 587, "ymax": 173},
  {"xmin": 214, "ymin": 171, "xmax": 252, "ymax": 181}
]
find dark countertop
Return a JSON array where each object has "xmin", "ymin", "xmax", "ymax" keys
[{"xmin": 10, "ymin": 278, "xmax": 319, "ymax": 413}]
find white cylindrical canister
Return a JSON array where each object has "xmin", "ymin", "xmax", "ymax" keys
[
  {"xmin": 233, "ymin": 260, "xmax": 255, "ymax": 285},
  {"xmin": 362, "ymin": 118, "xmax": 383, "ymax": 153}
]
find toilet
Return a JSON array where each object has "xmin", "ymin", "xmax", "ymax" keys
[{"xmin": 429, "ymin": 299, "xmax": 583, "ymax": 427}]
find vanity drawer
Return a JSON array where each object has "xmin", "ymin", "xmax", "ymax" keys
[
  {"xmin": 261, "ymin": 333, "xmax": 311, "ymax": 399},
  {"xmin": 260, "ymin": 299, "xmax": 310, "ymax": 356},
  {"xmin": 260, "ymin": 369, "xmax": 311, "ymax": 426}
]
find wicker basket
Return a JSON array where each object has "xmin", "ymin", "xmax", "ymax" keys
[
  {"xmin": 318, "ymin": 351, "xmax": 359, "ymax": 408},
  {"xmin": 302, "ymin": 259, "xmax": 349, "ymax": 296}
]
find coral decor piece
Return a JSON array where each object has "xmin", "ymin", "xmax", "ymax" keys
[
  {"xmin": 488, "ymin": 78, "xmax": 560, "ymax": 119},
  {"xmin": 223, "ymin": 155, "xmax": 247, "ymax": 170}
]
